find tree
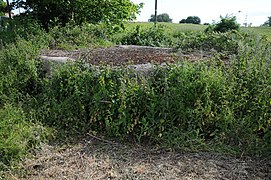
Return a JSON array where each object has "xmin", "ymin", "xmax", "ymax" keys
[
  {"xmin": 262, "ymin": 16, "xmax": 271, "ymax": 27},
  {"xmin": 11, "ymin": 0, "xmax": 143, "ymax": 28},
  {"xmin": 0, "ymin": 0, "xmax": 6, "ymax": 16},
  {"xmin": 179, "ymin": 16, "xmax": 201, "ymax": 24},
  {"xmin": 149, "ymin": 13, "xmax": 172, "ymax": 23},
  {"xmin": 205, "ymin": 15, "xmax": 240, "ymax": 33},
  {"xmin": 179, "ymin": 19, "xmax": 186, "ymax": 24}
]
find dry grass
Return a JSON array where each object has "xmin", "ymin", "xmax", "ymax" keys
[{"xmin": 6, "ymin": 135, "xmax": 271, "ymax": 180}]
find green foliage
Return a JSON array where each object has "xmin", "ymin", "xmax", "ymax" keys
[
  {"xmin": 0, "ymin": 38, "xmax": 47, "ymax": 105},
  {"xmin": 173, "ymin": 30, "xmax": 243, "ymax": 55},
  {"xmin": 0, "ymin": 17, "xmax": 49, "ymax": 46},
  {"xmin": 179, "ymin": 16, "xmax": 201, "ymax": 24},
  {"xmin": 0, "ymin": 37, "xmax": 51, "ymax": 175},
  {"xmin": 12, "ymin": 0, "xmax": 142, "ymax": 29},
  {"xmin": 0, "ymin": 0, "xmax": 6, "ymax": 16},
  {"xmin": 262, "ymin": 16, "xmax": 271, "ymax": 27},
  {"xmin": 149, "ymin": 13, "xmax": 173, "ymax": 23},
  {"xmin": 0, "ymin": 104, "xmax": 51, "ymax": 174},
  {"xmin": 28, "ymin": 33, "xmax": 270, "ymax": 156},
  {"xmin": 1, "ymin": 19, "xmax": 271, "ymax": 176},
  {"xmin": 205, "ymin": 15, "xmax": 240, "ymax": 33},
  {"xmin": 117, "ymin": 25, "xmax": 173, "ymax": 47},
  {"xmin": 48, "ymin": 21, "xmax": 114, "ymax": 49}
]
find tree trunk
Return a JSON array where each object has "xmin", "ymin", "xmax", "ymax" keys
[{"xmin": 6, "ymin": 0, "xmax": 11, "ymax": 18}]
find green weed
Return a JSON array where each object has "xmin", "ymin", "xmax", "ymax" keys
[
  {"xmin": 0, "ymin": 104, "xmax": 51, "ymax": 176},
  {"xmin": 117, "ymin": 25, "xmax": 173, "ymax": 47}
]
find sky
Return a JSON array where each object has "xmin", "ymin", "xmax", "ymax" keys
[{"xmin": 131, "ymin": 0, "xmax": 271, "ymax": 26}]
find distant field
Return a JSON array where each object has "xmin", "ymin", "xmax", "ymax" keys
[
  {"xmin": 126, "ymin": 22, "xmax": 271, "ymax": 41},
  {"xmin": 242, "ymin": 27, "xmax": 271, "ymax": 41},
  {"xmin": 125, "ymin": 22, "xmax": 207, "ymax": 32}
]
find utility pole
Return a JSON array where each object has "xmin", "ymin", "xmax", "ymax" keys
[
  {"xmin": 6, "ymin": 0, "xmax": 11, "ymax": 18},
  {"xmin": 154, "ymin": 0, "xmax": 157, "ymax": 27}
]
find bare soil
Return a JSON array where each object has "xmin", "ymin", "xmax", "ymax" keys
[
  {"xmin": 40, "ymin": 45, "xmax": 211, "ymax": 66},
  {"xmin": 8, "ymin": 136, "xmax": 271, "ymax": 180}
]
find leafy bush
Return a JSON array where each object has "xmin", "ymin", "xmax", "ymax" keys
[
  {"xmin": 262, "ymin": 16, "xmax": 271, "ymax": 27},
  {"xmin": 173, "ymin": 31, "xmax": 242, "ymax": 55},
  {"xmin": 0, "ymin": 37, "xmax": 51, "ymax": 176},
  {"xmin": 10, "ymin": 0, "xmax": 141, "ymax": 29},
  {"xmin": 0, "ymin": 38, "xmax": 46, "ymax": 105},
  {"xmin": 0, "ymin": 17, "xmax": 48, "ymax": 46},
  {"xmin": 149, "ymin": 13, "xmax": 173, "ymax": 23},
  {"xmin": 205, "ymin": 15, "xmax": 240, "ymax": 33},
  {"xmin": 48, "ymin": 21, "xmax": 115, "ymax": 49},
  {"xmin": 117, "ymin": 25, "xmax": 173, "ymax": 47}
]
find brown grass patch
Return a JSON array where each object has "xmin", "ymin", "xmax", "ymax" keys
[{"xmin": 7, "ymin": 136, "xmax": 271, "ymax": 179}]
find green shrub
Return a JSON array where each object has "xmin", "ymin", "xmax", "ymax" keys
[
  {"xmin": 0, "ymin": 104, "xmax": 50, "ymax": 175},
  {"xmin": 205, "ymin": 15, "xmax": 240, "ymax": 33},
  {"xmin": 48, "ymin": 22, "xmax": 115, "ymax": 49},
  {"xmin": 117, "ymin": 25, "xmax": 173, "ymax": 47},
  {"xmin": 0, "ymin": 38, "xmax": 46, "ymax": 105},
  {"xmin": 0, "ymin": 17, "xmax": 47, "ymax": 46},
  {"xmin": 173, "ymin": 31, "xmax": 242, "ymax": 55}
]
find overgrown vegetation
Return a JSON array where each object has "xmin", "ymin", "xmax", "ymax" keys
[
  {"xmin": 205, "ymin": 15, "xmax": 240, "ymax": 33},
  {"xmin": 0, "ymin": 104, "xmax": 51, "ymax": 174},
  {"xmin": 10, "ymin": 0, "xmax": 142, "ymax": 29},
  {"xmin": 117, "ymin": 25, "xmax": 173, "ymax": 47},
  {"xmin": 1, "ymin": 15, "xmax": 271, "ymax": 177}
]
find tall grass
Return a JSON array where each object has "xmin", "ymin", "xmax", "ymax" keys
[
  {"xmin": 242, "ymin": 26, "xmax": 271, "ymax": 41},
  {"xmin": 125, "ymin": 22, "xmax": 207, "ymax": 33},
  {"xmin": 0, "ymin": 104, "xmax": 50, "ymax": 175},
  {"xmin": 0, "ymin": 36, "xmax": 51, "ymax": 176}
]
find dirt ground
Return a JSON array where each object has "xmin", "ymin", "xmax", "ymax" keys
[
  {"xmin": 7, "ymin": 135, "xmax": 271, "ymax": 180},
  {"xmin": 40, "ymin": 45, "xmax": 212, "ymax": 66}
]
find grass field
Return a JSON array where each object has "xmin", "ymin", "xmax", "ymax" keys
[
  {"xmin": 125, "ymin": 22, "xmax": 271, "ymax": 41},
  {"xmin": 125, "ymin": 22, "xmax": 207, "ymax": 32},
  {"xmin": 242, "ymin": 26, "xmax": 271, "ymax": 41}
]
